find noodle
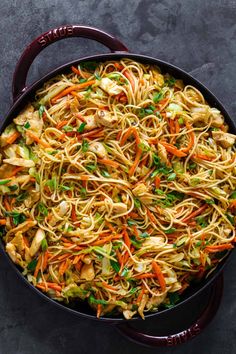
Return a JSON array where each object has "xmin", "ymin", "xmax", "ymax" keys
[{"xmin": 0, "ymin": 59, "xmax": 235, "ymax": 319}]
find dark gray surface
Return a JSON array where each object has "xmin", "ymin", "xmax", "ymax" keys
[{"xmin": 0, "ymin": 0, "xmax": 236, "ymax": 353}]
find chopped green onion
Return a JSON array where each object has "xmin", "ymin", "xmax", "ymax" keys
[
  {"xmin": 167, "ymin": 173, "xmax": 176, "ymax": 181},
  {"xmin": 62, "ymin": 125, "xmax": 74, "ymax": 132},
  {"xmin": 110, "ymin": 260, "xmax": 120, "ymax": 273},
  {"xmin": 81, "ymin": 139, "xmax": 89, "ymax": 152},
  {"xmin": 41, "ymin": 238, "xmax": 48, "ymax": 251},
  {"xmin": 24, "ymin": 122, "xmax": 30, "ymax": 129},
  {"xmin": 101, "ymin": 170, "xmax": 110, "ymax": 178},
  {"xmin": 153, "ymin": 91, "xmax": 164, "ymax": 103},
  {"xmin": 38, "ymin": 105, "xmax": 45, "ymax": 118},
  {"xmin": 27, "ymin": 259, "xmax": 37, "ymax": 271},
  {"xmin": 77, "ymin": 122, "xmax": 87, "ymax": 133},
  {"xmin": 0, "ymin": 179, "xmax": 11, "ymax": 185}
]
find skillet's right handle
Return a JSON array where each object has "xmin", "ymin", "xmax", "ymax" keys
[
  {"xmin": 12, "ymin": 25, "xmax": 128, "ymax": 101},
  {"xmin": 116, "ymin": 275, "xmax": 223, "ymax": 347}
]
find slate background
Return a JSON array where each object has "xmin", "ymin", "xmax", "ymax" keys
[{"xmin": 1, "ymin": 0, "xmax": 236, "ymax": 353}]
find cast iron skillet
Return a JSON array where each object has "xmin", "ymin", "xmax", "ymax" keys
[{"xmin": 0, "ymin": 25, "xmax": 234, "ymax": 347}]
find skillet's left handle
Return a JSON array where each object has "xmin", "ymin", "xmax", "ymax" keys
[{"xmin": 12, "ymin": 25, "xmax": 128, "ymax": 102}]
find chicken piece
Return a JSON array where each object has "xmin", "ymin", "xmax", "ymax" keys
[
  {"xmin": 80, "ymin": 262, "xmax": 95, "ymax": 280},
  {"xmin": 13, "ymin": 104, "xmax": 34, "ymax": 125},
  {"xmin": 138, "ymin": 293, "xmax": 148, "ymax": 319},
  {"xmin": 123, "ymin": 310, "xmax": 137, "ymax": 320},
  {"xmin": 0, "ymin": 124, "xmax": 18, "ymax": 147},
  {"xmin": 133, "ymin": 183, "xmax": 148, "ymax": 197},
  {"xmin": 11, "ymin": 231, "xmax": 25, "ymax": 255},
  {"xmin": 212, "ymin": 131, "xmax": 236, "ymax": 148},
  {"xmin": 84, "ymin": 115, "xmax": 98, "ymax": 131},
  {"xmin": 95, "ymin": 109, "xmax": 118, "ymax": 127},
  {"xmin": 210, "ymin": 109, "xmax": 224, "ymax": 128},
  {"xmin": 25, "ymin": 111, "xmax": 44, "ymax": 145},
  {"xmin": 29, "ymin": 228, "xmax": 45, "ymax": 257},
  {"xmin": 3, "ymin": 158, "xmax": 35, "ymax": 168},
  {"xmin": 0, "ymin": 164, "xmax": 15, "ymax": 179},
  {"xmin": 6, "ymin": 243, "xmax": 25, "ymax": 266},
  {"xmin": 157, "ymin": 143, "xmax": 168, "ymax": 164},
  {"xmin": 89, "ymin": 142, "xmax": 107, "ymax": 158},
  {"xmin": 24, "ymin": 191, "xmax": 40, "ymax": 208},
  {"xmin": 112, "ymin": 202, "xmax": 127, "ymax": 214},
  {"xmin": 99, "ymin": 78, "xmax": 123, "ymax": 96},
  {"xmin": 82, "ymin": 255, "xmax": 92, "ymax": 265},
  {"xmin": 190, "ymin": 106, "xmax": 210, "ymax": 124},
  {"xmin": 6, "ymin": 220, "xmax": 37, "ymax": 237}
]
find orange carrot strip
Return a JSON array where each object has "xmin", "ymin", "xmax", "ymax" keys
[
  {"xmin": 175, "ymin": 119, "xmax": 180, "ymax": 135},
  {"xmin": 169, "ymin": 119, "xmax": 176, "ymax": 135},
  {"xmin": 132, "ymin": 226, "xmax": 139, "ymax": 238},
  {"xmin": 51, "ymin": 80, "xmax": 95, "ymax": 103},
  {"xmin": 134, "ymin": 273, "xmax": 156, "ymax": 279},
  {"xmin": 26, "ymin": 131, "xmax": 52, "ymax": 148},
  {"xmin": 37, "ymin": 282, "xmax": 62, "ymax": 292},
  {"xmin": 4, "ymin": 197, "xmax": 11, "ymax": 211},
  {"xmin": 71, "ymin": 205, "xmax": 77, "ymax": 222},
  {"xmin": 182, "ymin": 204, "xmax": 208, "ymax": 223},
  {"xmin": 181, "ymin": 122, "xmax": 194, "ymax": 153},
  {"xmin": 159, "ymin": 141, "xmax": 187, "ymax": 157},
  {"xmin": 34, "ymin": 255, "xmax": 42, "ymax": 278},
  {"xmin": 42, "ymin": 250, "xmax": 49, "ymax": 271},
  {"xmin": 97, "ymin": 304, "xmax": 102, "ymax": 319},
  {"xmin": 0, "ymin": 219, "xmax": 6, "ymax": 225},
  {"xmin": 124, "ymin": 70, "xmax": 135, "ymax": 92},
  {"xmin": 192, "ymin": 154, "xmax": 215, "ymax": 161},
  {"xmin": 123, "ymin": 229, "xmax": 131, "ymax": 249},
  {"xmin": 132, "ymin": 127, "xmax": 141, "ymax": 145},
  {"xmin": 91, "ymin": 234, "xmax": 123, "ymax": 246},
  {"xmin": 116, "ymin": 250, "xmax": 123, "ymax": 267},
  {"xmin": 71, "ymin": 65, "xmax": 91, "ymax": 79},
  {"xmin": 152, "ymin": 261, "xmax": 166, "ymax": 292},
  {"xmin": 6, "ymin": 131, "xmax": 21, "ymax": 145},
  {"xmin": 56, "ymin": 120, "xmax": 69, "ymax": 129},
  {"xmin": 78, "ymin": 128, "xmax": 103, "ymax": 139},
  {"xmin": 205, "ymin": 244, "xmax": 234, "ymax": 252},
  {"xmin": 97, "ymin": 158, "xmax": 119, "ymax": 169},
  {"xmin": 101, "ymin": 281, "xmax": 116, "ymax": 291},
  {"xmin": 105, "ymin": 221, "xmax": 115, "ymax": 233},
  {"xmin": 129, "ymin": 212, "xmax": 140, "ymax": 219},
  {"xmin": 128, "ymin": 148, "xmax": 142, "ymax": 176},
  {"xmin": 7, "ymin": 166, "xmax": 24, "ymax": 178},
  {"xmin": 136, "ymin": 288, "xmax": 145, "ymax": 304},
  {"xmin": 120, "ymin": 127, "xmax": 133, "ymax": 146},
  {"xmin": 154, "ymin": 176, "xmax": 161, "ymax": 189},
  {"xmin": 146, "ymin": 208, "xmax": 156, "ymax": 223},
  {"xmin": 23, "ymin": 236, "xmax": 29, "ymax": 247}
]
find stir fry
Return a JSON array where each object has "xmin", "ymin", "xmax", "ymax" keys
[{"xmin": 1, "ymin": 59, "xmax": 236, "ymax": 319}]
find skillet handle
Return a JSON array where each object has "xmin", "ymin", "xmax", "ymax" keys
[
  {"xmin": 116, "ymin": 275, "xmax": 223, "ymax": 347},
  {"xmin": 12, "ymin": 25, "xmax": 128, "ymax": 101}
]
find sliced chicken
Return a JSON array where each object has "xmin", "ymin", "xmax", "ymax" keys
[
  {"xmin": 0, "ymin": 124, "xmax": 18, "ymax": 147},
  {"xmin": 112, "ymin": 202, "xmax": 127, "ymax": 214},
  {"xmin": 95, "ymin": 109, "xmax": 118, "ymax": 127},
  {"xmin": 80, "ymin": 262, "xmax": 95, "ymax": 280},
  {"xmin": 89, "ymin": 142, "xmax": 107, "ymax": 158},
  {"xmin": 99, "ymin": 78, "xmax": 123, "ymax": 96},
  {"xmin": 3, "ymin": 158, "xmax": 35, "ymax": 167},
  {"xmin": 133, "ymin": 183, "xmax": 148, "ymax": 197},
  {"xmin": 29, "ymin": 228, "xmax": 45, "ymax": 257},
  {"xmin": 212, "ymin": 131, "xmax": 236, "ymax": 148}
]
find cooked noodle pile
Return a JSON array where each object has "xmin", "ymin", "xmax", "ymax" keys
[{"xmin": 1, "ymin": 59, "xmax": 236, "ymax": 319}]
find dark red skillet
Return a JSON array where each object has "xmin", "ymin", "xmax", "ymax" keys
[{"xmin": 0, "ymin": 25, "xmax": 234, "ymax": 347}]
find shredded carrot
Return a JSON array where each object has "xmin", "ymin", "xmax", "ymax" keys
[
  {"xmin": 101, "ymin": 281, "xmax": 116, "ymax": 291},
  {"xmin": 123, "ymin": 228, "xmax": 131, "ymax": 249},
  {"xmin": 128, "ymin": 148, "xmax": 142, "ymax": 176},
  {"xmin": 159, "ymin": 141, "xmax": 187, "ymax": 157},
  {"xmin": 56, "ymin": 120, "xmax": 68, "ymax": 130},
  {"xmin": 114, "ymin": 63, "xmax": 124, "ymax": 71},
  {"xmin": 175, "ymin": 119, "xmax": 180, "ymax": 135},
  {"xmin": 132, "ymin": 225, "xmax": 139, "ymax": 238},
  {"xmin": 23, "ymin": 236, "xmax": 29, "ymax": 247},
  {"xmin": 37, "ymin": 282, "xmax": 62, "ymax": 292},
  {"xmin": 42, "ymin": 250, "xmax": 49, "ymax": 271},
  {"xmin": 154, "ymin": 176, "xmax": 161, "ymax": 189},
  {"xmin": 146, "ymin": 208, "xmax": 156, "ymax": 223},
  {"xmin": 124, "ymin": 70, "xmax": 135, "ymax": 92},
  {"xmin": 152, "ymin": 261, "xmax": 166, "ymax": 292},
  {"xmin": 6, "ymin": 131, "xmax": 21, "ymax": 145},
  {"xmin": 116, "ymin": 131, "xmax": 122, "ymax": 141},
  {"xmin": 71, "ymin": 205, "xmax": 77, "ymax": 222},
  {"xmin": 182, "ymin": 204, "xmax": 208, "ymax": 223},
  {"xmin": 26, "ymin": 131, "xmax": 51, "ymax": 148},
  {"xmin": 97, "ymin": 304, "xmax": 102, "ymax": 319},
  {"xmin": 116, "ymin": 250, "xmax": 123, "ymax": 267},
  {"xmin": 132, "ymin": 127, "xmax": 141, "ymax": 145},
  {"xmin": 134, "ymin": 273, "xmax": 156, "ymax": 279},
  {"xmin": 71, "ymin": 65, "xmax": 91, "ymax": 79},
  {"xmin": 129, "ymin": 212, "xmax": 140, "ymax": 219},
  {"xmin": 181, "ymin": 122, "xmax": 194, "ymax": 153},
  {"xmin": 91, "ymin": 234, "xmax": 123, "ymax": 246},
  {"xmin": 7, "ymin": 166, "xmax": 24, "ymax": 178},
  {"xmin": 52, "ymin": 80, "xmax": 95, "ymax": 103},
  {"xmin": 59, "ymin": 259, "xmax": 70, "ymax": 275},
  {"xmin": 105, "ymin": 221, "xmax": 115, "ymax": 233},
  {"xmin": 78, "ymin": 128, "xmax": 103, "ymax": 139},
  {"xmin": 205, "ymin": 244, "xmax": 234, "ymax": 252},
  {"xmin": 0, "ymin": 219, "xmax": 6, "ymax": 225},
  {"xmin": 193, "ymin": 154, "xmax": 215, "ymax": 161},
  {"xmin": 34, "ymin": 255, "xmax": 42, "ymax": 278},
  {"xmin": 3, "ymin": 197, "xmax": 11, "ymax": 212},
  {"xmin": 136, "ymin": 288, "xmax": 145, "ymax": 304},
  {"xmin": 120, "ymin": 127, "xmax": 133, "ymax": 146},
  {"xmin": 97, "ymin": 158, "xmax": 119, "ymax": 169},
  {"xmin": 169, "ymin": 119, "xmax": 176, "ymax": 135}
]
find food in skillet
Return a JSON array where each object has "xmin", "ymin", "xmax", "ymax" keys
[{"xmin": 1, "ymin": 59, "xmax": 236, "ymax": 319}]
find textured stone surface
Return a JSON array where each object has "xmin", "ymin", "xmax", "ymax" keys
[{"xmin": 0, "ymin": 0, "xmax": 236, "ymax": 353}]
